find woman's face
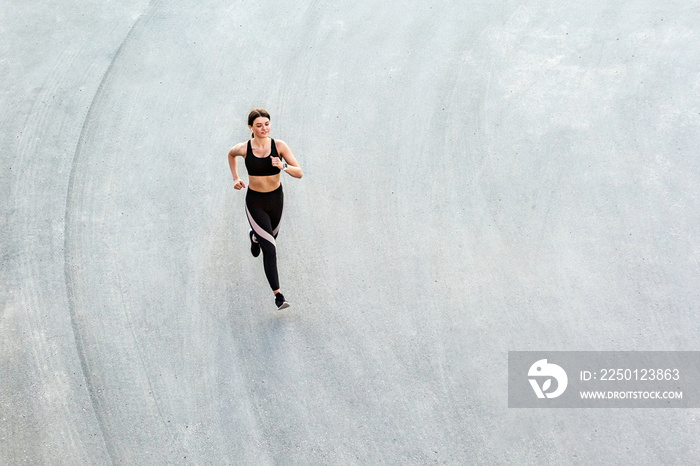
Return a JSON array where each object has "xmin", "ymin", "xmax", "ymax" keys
[{"xmin": 250, "ymin": 117, "xmax": 270, "ymax": 138}]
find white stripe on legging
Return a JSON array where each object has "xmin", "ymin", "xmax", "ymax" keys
[{"xmin": 245, "ymin": 204, "xmax": 277, "ymax": 248}]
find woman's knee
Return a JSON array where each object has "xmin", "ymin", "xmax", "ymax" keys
[{"xmin": 260, "ymin": 241, "xmax": 277, "ymax": 258}]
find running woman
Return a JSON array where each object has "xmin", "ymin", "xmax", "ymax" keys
[{"xmin": 228, "ymin": 109, "xmax": 303, "ymax": 309}]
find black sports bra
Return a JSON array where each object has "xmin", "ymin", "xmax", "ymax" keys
[{"xmin": 245, "ymin": 139, "xmax": 281, "ymax": 176}]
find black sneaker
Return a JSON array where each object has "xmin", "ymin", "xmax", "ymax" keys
[
  {"xmin": 275, "ymin": 293, "xmax": 290, "ymax": 310},
  {"xmin": 249, "ymin": 230, "xmax": 260, "ymax": 257}
]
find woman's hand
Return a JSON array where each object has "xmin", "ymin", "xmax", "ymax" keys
[
  {"xmin": 228, "ymin": 145, "xmax": 246, "ymax": 188},
  {"xmin": 271, "ymin": 156, "xmax": 284, "ymax": 170},
  {"xmin": 273, "ymin": 140, "xmax": 303, "ymax": 179}
]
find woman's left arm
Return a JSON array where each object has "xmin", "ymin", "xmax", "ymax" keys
[{"xmin": 274, "ymin": 140, "xmax": 303, "ymax": 179}]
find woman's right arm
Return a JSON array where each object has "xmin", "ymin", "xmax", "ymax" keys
[{"xmin": 228, "ymin": 143, "xmax": 246, "ymax": 190}]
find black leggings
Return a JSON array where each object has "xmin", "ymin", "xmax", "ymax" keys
[{"xmin": 245, "ymin": 185, "xmax": 284, "ymax": 291}]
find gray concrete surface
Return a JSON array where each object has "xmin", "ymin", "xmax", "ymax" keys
[{"xmin": 2, "ymin": 0, "xmax": 699, "ymax": 464}]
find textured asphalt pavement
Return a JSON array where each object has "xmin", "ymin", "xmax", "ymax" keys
[{"xmin": 2, "ymin": 1, "xmax": 699, "ymax": 464}]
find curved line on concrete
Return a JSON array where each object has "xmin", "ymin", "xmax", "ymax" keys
[{"xmin": 63, "ymin": 2, "xmax": 157, "ymax": 462}]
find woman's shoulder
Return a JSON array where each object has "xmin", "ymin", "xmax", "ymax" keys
[
  {"xmin": 272, "ymin": 139, "xmax": 289, "ymax": 151},
  {"xmin": 228, "ymin": 140, "xmax": 249, "ymax": 157}
]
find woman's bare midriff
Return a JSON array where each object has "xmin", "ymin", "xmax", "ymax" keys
[{"xmin": 248, "ymin": 174, "xmax": 281, "ymax": 193}]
